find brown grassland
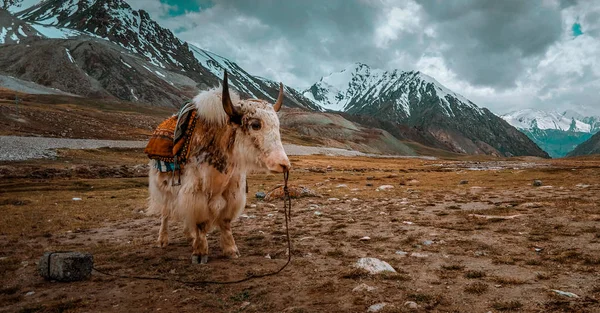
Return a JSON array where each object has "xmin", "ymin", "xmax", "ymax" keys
[{"xmin": 1, "ymin": 148, "xmax": 599, "ymax": 313}]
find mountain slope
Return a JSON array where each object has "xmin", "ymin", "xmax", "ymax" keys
[
  {"xmin": 0, "ymin": 9, "xmax": 43, "ymax": 44},
  {"xmin": 501, "ymin": 109, "xmax": 600, "ymax": 158},
  {"xmin": 304, "ymin": 63, "xmax": 548, "ymax": 158},
  {"xmin": 4, "ymin": 0, "xmax": 318, "ymax": 110},
  {"xmin": 502, "ymin": 109, "xmax": 598, "ymax": 133},
  {"xmin": 568, "ymin": 132, "xmax": 600, "ymax": 156}
]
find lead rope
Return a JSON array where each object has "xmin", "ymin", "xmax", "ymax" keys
[{"xmin": 93, "ymin": 170, "xmax": 292, "ymax": 285}]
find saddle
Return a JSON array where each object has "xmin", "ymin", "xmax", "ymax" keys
[{"xmin": 144, "ymin": 101, "xmax": 197, "ymax": 180}]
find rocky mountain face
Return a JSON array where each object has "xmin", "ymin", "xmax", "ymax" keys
[
  {"xmin": 0, "ymin": 9, "xmax": 43, "ymax": 44},
  {"xmin": 568, "ymin": 131, "xmax": 600, "ymax": 156},
  {"xmin": 0, "ymin": 0, "xmax": 318, "ymax": 109},
  {"xmin": 501, "ymin": 109, "xmax": 600, "ymax": 158},
  {"xmin": 304, "ymin": 63, "xmax": 549, "ymax": 158}
]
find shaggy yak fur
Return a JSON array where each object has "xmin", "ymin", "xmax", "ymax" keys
[{"xmin": 147, "ymin": 72, "xmax": 290, "ymax": 264}]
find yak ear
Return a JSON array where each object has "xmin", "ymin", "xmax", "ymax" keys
[
  {"xmin": 222, "ymin": 71, "xmax": 242, "ymax": 124},
  {"xmin": 273, "ymin": 83, "xmax": 284, "ymax": 112}
]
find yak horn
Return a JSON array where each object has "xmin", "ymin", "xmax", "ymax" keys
[
  {"xmin": 222, "ymin": 70, "xmax": 236, "ymax": 117},
  {"xmin": 273, "ymin": 83, "xmax": 284, "ymax": 112}
]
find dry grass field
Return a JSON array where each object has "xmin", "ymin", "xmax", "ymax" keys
[{"xmin": 1, "ymin": 149, "xmax": 599, "ymax": 312}]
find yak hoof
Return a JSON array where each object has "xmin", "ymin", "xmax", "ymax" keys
[
  {"xmin": 192, "ymin": 255, "xmax": 209, "ymax": 264},
  {"xmin": 223, "ymin": 247, "xmax": 240, "ymax": 259},
  {"xmin": 157, "ymin": 237, "xmax": 168, "ymax": 248}
]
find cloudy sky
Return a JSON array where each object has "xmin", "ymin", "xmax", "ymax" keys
[{"xmin": 16, "ymin": 0, "xmax": 600, "ymax": 115}]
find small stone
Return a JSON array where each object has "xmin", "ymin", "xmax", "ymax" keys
[
  {"xmin": 404, "ymin": 301, "xmax": 418, "ymax": 309},
  {"xmin": 72, "ymin": 198, "xmax": 82, "ymax": 201},
  {"xmin": 352, "ymin": 283, "xmax": 377, "ymax": 292},
  {"xmin": 552, "ymin": 289, "xmax": 579, "ymax": 298},
  {"xmin": 359, "ymin": 236, "xmax": 371, "ymax": 241},
  {"xmin": 459, "ymin": 180, "xmax": 469, "ymax": 185},
  {"xmin": 250, "ymin": 204, "xmax": 257, "ymax": 208},
  {"xmin": 368, "ymin": 303, "xmax": 387, "ymax": 312},
  {"xmin": 395, "ymin": 250, "xmax": 408, "ymax": 256},
  {"xmin": 376, "ymin": 185, "xmax": 394, "ymax": 191},
  {"xmin": 328, "ymin": 198, "xmax": 339, "ymax": 201},
  {"xmin": 326, "ymin": 165, "xmax": 333, "ymax": 171},
  {"xmin": 265, "ymin": 254, "xmax": 271, "ymax": 259},
  {"xmin": 533, "ymin": 180, "xmax": 543, "ymax": 187},
  {"xmin": 351, "ymin": 198, "xmax": 359, "ymax": 202},
  {"xmin": 422, "ymin": 240, "xmax": 434, "ymax": 246},
  {"xmin": 336, "ymin": 184, "xmax": 348, "ymax": 188},
  {"xmin": 25, "ymin": 291, "xmax": 35, "ymax": 296},
  {"xmin": 410, "ymin": 252, "xmax": 428, "ymax": 258},
  {"xmin": 314, "ymin": 211, "xmax": 322, "ymax": 216},
  {"xmin": 240, "ymin": 301, "xmax": 251, "ymax": 309},
  {"xmin": 38, "ymin": 252, "xmax": 93, "ymax": 282},
  {"xmin": 406, "ymin": 179, "xmax": 420, "ymax": 186},
  {"xmin": 265, "ymin": 203, "xmax": 276, "ymax": 208},
  {"xmin": 355, "ymin": 257, "xmax": 396, "ymax": 274},
  {"xmin": 255, "ymin": 192, "xmax": 266, "ymax": 199}
]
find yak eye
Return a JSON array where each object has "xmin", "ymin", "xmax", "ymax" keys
[{"xmin": 250, "ymin": 120, "xmax": 262, "ymax": 131}]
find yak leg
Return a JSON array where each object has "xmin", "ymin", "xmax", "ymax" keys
[
  {"xmin": 218, "ymin": 219, "xmax": 239, "ymax": 258},
  {"xmin": 191, "ymin": 222, "xmax": 209, "ymax": 264},
  {"xmin": 219, "ymin": 177, "xmax": 245, "ymax": 258},
  {"xmin": 157, "ymin": 213, "xmax": 169, "ymax": 247}
]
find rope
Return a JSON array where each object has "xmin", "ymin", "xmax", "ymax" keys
[{"xmin": 92, "ymin": 170, "xmax": 293, "ymax": 285}]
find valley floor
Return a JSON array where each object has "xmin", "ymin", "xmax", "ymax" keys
[{"xmin": 0, "ymin": 150, "xmax": 599, "ymax": 312}]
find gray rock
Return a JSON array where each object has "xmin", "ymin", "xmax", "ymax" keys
[
  {"xmin": 404, "ymin": 301, "xmax": 418, "ymax": 309},
  {"xmin": 422, "ymin": 240, "xmax": 434, "ymax": 246},
  {"xmin": 533, "ymin": 180, "xmax": 543, "ymax": 187},
  {"xmin": 355, "ymin": 257, "xmax": 396, "ymax": 274},
  {"xmin": 368, "ymin": 303, "xmax": 387, "ymax": 312},
  {"xmin": 552, "ymin": 289, "xmax": 579, "ymax": 298},
  {"xmin": 353, "ymin": 283, "xmax": 377, "ymax": 292},
  {"xmin": 255, "ymin": 191, "xmax": 266, "ymax": 199},
  {"xmin": 38, "ymin": 252, "xmax": 93, "ymax": 282}
]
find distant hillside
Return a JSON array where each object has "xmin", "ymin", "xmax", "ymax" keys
[
  {"xmin": 567, "ymin": 132, "xmax": 600, "ymax": 156},
  {"xmin": 502, "ymin": 109, "xmax": 600, "ymax": 158},
  {"xmin": 304, "ymin": 63, "xmax": 549, "ymax": 158}
]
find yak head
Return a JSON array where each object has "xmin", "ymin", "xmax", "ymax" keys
[{"xmin": 221, "ymin": 71, "xmax": 291, "ymax": 173}]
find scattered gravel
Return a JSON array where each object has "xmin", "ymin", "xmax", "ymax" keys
[
  {"xmin": 0, "ymin": 136, "xmax": 146, "ymax": 161},
  {"xmin": 0, "ymin": 136, "xmax": 438, "ymax": 161}
]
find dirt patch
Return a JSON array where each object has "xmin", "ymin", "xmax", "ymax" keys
[{"xmin": 1, "ymin": 154, "xmax": 599, "ymax": 312}]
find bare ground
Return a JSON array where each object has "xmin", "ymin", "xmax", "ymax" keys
[{"xmin": 0, "ymin": 150, "xmax": 599, "ymax": 312}]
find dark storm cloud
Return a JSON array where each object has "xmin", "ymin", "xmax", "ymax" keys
[
  {"xmin": 419, "ymin": 0, "xmax": 562, "ymax": 88},
  {"xmin": 124, "ymin": 0, "xmax": 600, "ymax": 115}
]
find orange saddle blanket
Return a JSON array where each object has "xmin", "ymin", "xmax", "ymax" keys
[{"xmin": 144, "ymin": 102, "xmax": 197, "ymax": 167}]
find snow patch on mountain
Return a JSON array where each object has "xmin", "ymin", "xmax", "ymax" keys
[
  {"xmin": 501, "ymin": 109, "xmax": 598, "ymax": 133},
  {"xmin": 304, "ymin": 63, "xmax": 485, "ymax": 118}
]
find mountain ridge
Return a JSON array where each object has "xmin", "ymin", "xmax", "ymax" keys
[
  {"xmin": 501, "ymin": 109, "xmax": 600, "ymax": 158},
  {"xmin": 303, "ymin": 63, "xmax": 548, "ymax": 158}
]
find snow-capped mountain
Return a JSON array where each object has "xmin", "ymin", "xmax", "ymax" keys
[
  {"xmin": 190, "ymin": 45, "xmax": 322, "ymax": 111},
  {"xmin": 0, "ymin": 9, "xmax": 44, "ymax": 44},
  {"xmin": 304, "ymin": 63, "xmax": 484, "ymax": 119},
  {"xmin": 501, "ymin": 109, "xmax": 600, "ymax": 133},
  {"xmin": 303, "ymin": 63, "xmax": 548, "ymax": 158},
  {"xmin": 0, "ymin": 0, "xmax": 318, "ymax": 110},
  {"xmin": 500, "ymin": 109, "xmax": 600, "ymax": 158}
]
